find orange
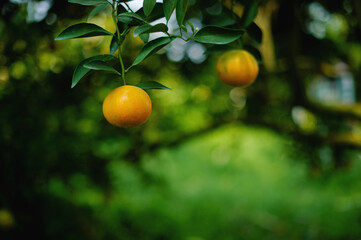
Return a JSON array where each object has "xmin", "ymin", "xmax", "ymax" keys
[
  {"xmin": 216, "ymin": 50, "xmax": 259, "ymax": 87},
  {"xmin": 102, "ymin": 85, "xmax": 152, "ymax": 127}
]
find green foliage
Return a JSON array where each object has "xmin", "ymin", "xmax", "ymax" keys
[
  {"xmin": 143, "ymin": 0, "xmax": 157, "ymax": 16},
  {"xmin": 55, "ymin": 23, "xmax": 113, "ymax": 40},
  {"xmin": 87, "ymin": 3, "xmax": 108, "ymax": 21},
  {"xmin": 244, "ymin": 44, "xmax": 263, "ymax": 62},
  {"xmin": 176, "ymin": 0, "xmax": 189, "ymax": 26},
  {"xmin": 72, "ymin": 55, "xmax": 116, "ymax": 88},
  {"xmin": 131, "ymin": 37, "xmax": 174, "ymax": 67},
  {"xmin": 137, "ymin": 3, "xmax": 165, "ymax": 22},
  {"xmin": 194, "ymin": 26, "xmax": 244, "ymax": 44},
  {"xmin": 116, "ymin": 12, "xmax": 147, "ymax": 25},
  {"xmin": 109, "ymin": 35, "xmax": 121, "ymax": 55},
  {"xmin": 83, "ymin": 60, "xmax": 121, "ymax": 76},
  {"xmin": 240, "ymin": 1, "xmax": 258, "ymax": 27},
  {"xmin": 44, "ymin": 125, "xmax": 361, "ymax": 239},
  {"xmin": 2, "ymin": 0, "xmax": 361, "ymax": 239},
  {"xmin": 136, "ymin": 81, "xmax": 172, "ymax": 90},
  {"xmin": 68, "ymin": 0, "xmax": 109, "ymax": 6},
  {"xmin": 56, "ymin": 0, "xmax": 261, "ymax": 89},
  {"xmin": 133, "ymin": 23, "xmax": 169, "ymax": 37},
  {"xmin": 247, "ymin": 22, "xmax": 262, "ymax": 44},
  {"xmin": 139, "ymin": 32, "xmax": 150, "ymax": 43},
  {"xmin": 163, "ymin": 0, "xmax": 177, "ymax": 22}
]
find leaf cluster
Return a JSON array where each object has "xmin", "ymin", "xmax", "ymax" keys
[{"xmin": 56, "ymin": 0, "xmax": 263, "ymax": 89}]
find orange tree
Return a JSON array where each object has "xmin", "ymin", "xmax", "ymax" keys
[
  {"xmin": 55, "ymin": 0, "xmax": 262, "ymax": 127},
  {"xmin": 2, "ymin": 0, "xmax": 361, "ymax": 239}
]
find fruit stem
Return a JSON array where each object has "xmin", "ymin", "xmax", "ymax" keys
[
  {"xmin": 112, "ymin": 2, "xmax": 126, "ymax": 85},
  {"xmin": 118, "ymin": 46, "xmax": 126, "ymax": 85}
]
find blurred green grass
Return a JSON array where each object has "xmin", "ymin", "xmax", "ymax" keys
[{"xmin": 46, "ymin": 124, "xmax": 361, "ymax": 239}]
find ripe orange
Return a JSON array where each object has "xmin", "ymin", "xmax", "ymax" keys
[
  {"xmin": 102, "ymin": 85, "xmax": 152, "ymax": 127},
  {"xmin": 216, "ymin": 50, "xmax": 259, "ymax": 87}
]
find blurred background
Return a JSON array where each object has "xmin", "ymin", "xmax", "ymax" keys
[{"xmin": 1, "ymin": 0, "xmax": 361, "ymax": 239}]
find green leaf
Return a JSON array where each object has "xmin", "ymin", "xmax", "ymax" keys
[
  {"xmin": 176, "ymin": 0, "xmax": 189, "ymax": 26},
  {"xmin": 109, "ymin": 35, "xmax": 118, "ymax": 55},
  {"xmin": 134, "ymin": 23, "xmax": 168, "ymax": 37},
  {"xmin": 139, "ymin": 33, "xmax": 150, "ymax": 43},
  {"xmin": 205, "ymin": 44, "xmax": 236, "ymax": 54},
  {"xmin": 132, "ymin": 37, "xmax": 173, "ymax": 67},
  {"xmin": 163, "ymin": 0, "xmax": 176, "ymax": 22},
  {"xmin": 180, "ymin": 24, "xmax": 187, "ymax": 33},
  {"xmin": 87, "ymin": 3, "xmax": 108, "ymax": 21},
  {"xmin": 83, "ymin": 60, "xmax": 121, "ymax": 75},
  {"xmin": 240, "ymin": 2, "xmax": 258, "ymax": 28},
  {"xmin": 246, "ymin": 22, "xmax": 262, "ymax": 44},
  {"xmin": 117, "ymin": 12, "xmax": 147, "ymax": 26},
  {"xmin": 187, "ymin": 21, "xmax": 195, "ymax": 33},
  {"xmin": 143, "ymin": 0, "xmax": 156, "ymax": 17},
  {"xmin": 205, "ymin": 2, "xmax": 222, "ymax": 15},
  {"xmin": 136, "ymin": 81, "xmax": 171, "ymax": 90},
  {"xmin": 137, "ymin": 3, "xmax": 164, "ymax": 22},
  {"xmin": 110, "ymin": 34, "xmax": 123, "ymax": 55},
  {"xmin": 236, "ymin": 38, "xmax": 243, "ymax": 48},
  {"xmin": 208, "ymin": 13, "xmax": 236, "ymax": 27},
  {"xmin": 72, "ymin": 55, "xmax": 115, "ymax": 88},
  {"xmin": 55, "ymin": 23, "xmax": 113, "ymax": 40},
  {"xmin": 244, "ymin": 45, "xmax": 262, "ymax": 63},
  {"xmin": 147, "ymin": 3, "xmax": 164, "ymax": 22},
  {"xmin": 194, "ymin": 26, "xmax": 243, "ymax": 44},
  {"xmin": 68, "ymin": 0, "xmax": 108, "ymax": 6},
  {"xmin": 117, "ymin": 2, "xmax": 128, "ymax": 14}
]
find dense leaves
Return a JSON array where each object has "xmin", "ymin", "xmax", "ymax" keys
[{"xmin": 60, "ymin": 0, "xmax": 264, "ymax": 83}]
